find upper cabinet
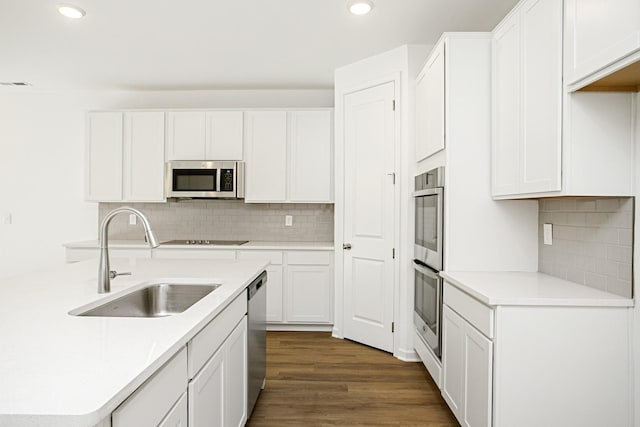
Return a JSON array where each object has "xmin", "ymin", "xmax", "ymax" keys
[
  {"xmin": 565, "ymin": 0, "xmax": 640, "ymax": 90},
  {"xmin": 491, "ymin": 0, "xmax": 635, "ymax": 199},
  {"xmin": 415, "ymin": 42, "xmax": 445, "ymax": 161},
  {"xmin": 245, "ymin": 110, "xmax": 333, "ymax": 203},
  {"xmin": 86, "ymin": 111, "xmax": 165, "ymax": 202},
  {"xmin": 166, "ymin": 111, "xmax": 243, "ymax": 161},
  {"xmin": 492, "ymin": 0, "xmax": 562, "ymax": 197}
]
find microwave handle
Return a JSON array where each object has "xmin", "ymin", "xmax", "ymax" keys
[{"xmin": 216, "ymin": 168, "xmax": 222, "ymax": 193}]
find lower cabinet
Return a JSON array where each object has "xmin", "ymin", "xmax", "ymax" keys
[
  {"xmin": 441, "ymin": 280, "xmax": 632, "ymax": 427},
  {"xmin": 188, "ymin": 317, "xmax": 247, "ymax": 427},
  {"xmin": 286, "ymin": 265, "xmax": 332, "ymax": 323},
  {"xmin": 442, "ymin": 305, "xmax": 492, "ymax": 427},
  {"xmin": 111, "ymin": 293, "xmax": 249, "ymax": 427}
]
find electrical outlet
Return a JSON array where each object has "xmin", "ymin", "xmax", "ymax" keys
[
  {"xmin": 2, "ymin": 213, "xmax": 11, "ymax": 225},
  {"xmin": 129, "ymin": 214, "xmax": 137, "ymax": 225},
  {"xmin": 543, "ymin": 223, "xmax": 553, "ymax": 245},
  {"xmin": 285, "ymin": 215, "xmax": 293, "ymax": 227}
]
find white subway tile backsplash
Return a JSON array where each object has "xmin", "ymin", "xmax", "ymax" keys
[
  {"xmin": 98, "ymin": 201, "xmax": 334, "ymax": 243},
  {"xmin": 539, "ymin": 197, "xmax": 633, "ymax": 298}
]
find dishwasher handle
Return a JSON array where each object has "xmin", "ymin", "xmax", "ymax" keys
[{"xmin": 248, "ymin": 270, "xmax": 268, "ymax": 300}]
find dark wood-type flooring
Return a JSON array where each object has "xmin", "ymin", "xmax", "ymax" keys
[{"xmin": 247, "ymin": 331, "xmax": 459, "ymax": 427}]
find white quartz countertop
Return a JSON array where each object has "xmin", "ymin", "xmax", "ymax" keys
[
  {"xmin": 441, "ymin": 271, "xmax": 634, "ymax": 307},
  {"xmin": 63, "ymin": 240, "xmax": 335, "ymax": 251},
  {"xmin": 0, "ymin": 258, "xmax": 268, "ymax": 426}
]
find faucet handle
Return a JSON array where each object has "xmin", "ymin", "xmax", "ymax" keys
[{"xmin": 109, "ymin": 270, "xmax": 132, "ymax": 280}]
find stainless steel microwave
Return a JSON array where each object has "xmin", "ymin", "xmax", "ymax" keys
[{"xmin": 166, "ymin": 161, "xmax": 245, "ymax": 199}]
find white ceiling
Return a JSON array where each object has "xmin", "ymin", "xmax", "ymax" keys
[{"xmin": 0, "ymin": 0, "xmax": 518, "ymax": 90}]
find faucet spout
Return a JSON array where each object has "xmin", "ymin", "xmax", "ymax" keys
[{"xmin": 98, "ymin": 207, "xmax": 159, "ymax": 293}]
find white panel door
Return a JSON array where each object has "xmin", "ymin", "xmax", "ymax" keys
[
  {"xmin": 244, "ymin": 111, "xmax": 287, "ymax": 202},
  {"xmin": 286, "ymin": 266, "xmax": 333, "ymax": 323},
  {"xmin": 442, "ymin": 305, "xmax": 464, "ymax": 421},
  {"xmin": 288, "ymin": 111, "xmax": 333, "ymax": 202},
  {"xmin": 519, "ymin": 0, "xmax": 561, "ymax": 194},
  {"xmin": 206, "ymin": 111, "xmax": 244, "ymax": 160},
  {"xmin": 86, "ymin": 112, "xmax": 123, "ymax": 201},
  {"xmin": 463, "ymin": 321, "xmax": 493, "ymax": 427},
  {"xmin": 123, "ymin": 112, "xmax": 166, "ymax": 201},
  {"xmin": 265, "ymin": 266, "xmax": 283, "ymax": 322},
  {"xmin": 343, "ymin": 82, "xmax": 395, "ymax": 353},
  {"xmin": 422, "ymin": 42, "xmax": 446, "ymax": 160},
  {"xmin": 565, "ymin": 0, "xmax": 640, "ymax": 84},
  {"xmin": 158, "ymin": 392, "xmax": 187, "ymax": 427},
  {"xmin": 224, "ymin": 317, "xmax": 247, "ymax": 427},
  {"xmin": 492, "ymin": 16, "xmax": 521, "ymax": 196},
  {"xmin": 188, "ymin": 346, "xmax": 225, "ymax": 427},
  {"xmin": 166, "ymin": 112, "xmax": 206, "ymax": 160}
]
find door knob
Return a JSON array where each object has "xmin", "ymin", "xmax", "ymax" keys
[{"xmin": 343, "ymin": 243, "xmax": 352, "ymax": 250}]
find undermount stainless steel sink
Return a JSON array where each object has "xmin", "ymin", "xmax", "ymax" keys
[{"xmin": 73, "ymin": 283, "xmax": 220, "ymax": 318}]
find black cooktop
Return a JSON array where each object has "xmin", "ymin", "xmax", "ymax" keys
[{"xmin": 163, "ymin": 239, "xmax": 249, "ymax": 246}]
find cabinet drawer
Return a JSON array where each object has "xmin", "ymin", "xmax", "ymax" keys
[
  {"xmin": 443, "ymin": 282, "xmax": 494, "ymax": 339},
  {"xmin": 153, "ymin": 249, "xmax": 236, "ymax": 260},
  {"xmin": 112, "ymin": 347, "xmax": 187, "ymax": 427},
  {"xmin": 237, "ymin": 250, "xmax": 283, "ymax": 265},
  {"xmin": 286, "ymin": 250, "xmax": 332, "ymax": 265},
  {"xmin": 188, "ymin": 294, "xmax": 247, "ymax": 378}
]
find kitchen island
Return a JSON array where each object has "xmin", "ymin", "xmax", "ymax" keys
[{"xmin": 0, "ymin": 257, "xmax": 267, "ymax": 426}]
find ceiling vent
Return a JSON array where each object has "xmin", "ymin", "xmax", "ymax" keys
[{"xmin": 0, "ymin": 82, "xmax": 31, "ymax": 87}]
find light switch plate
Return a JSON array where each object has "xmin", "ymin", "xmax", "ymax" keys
[
  {"xmin": 543, "ymin": 223, "xmax": 553, "ymax": 245},
  {"xmin": 2, "ymin": 213, "xmax": 11, "ymax": 225},
  {"xmin": 285, "ymin": 215, "xmax": 293, "ymax": 227},
  {"xmin": 129, "ymin": 214, "xmax": 137, "ymax": 225}
]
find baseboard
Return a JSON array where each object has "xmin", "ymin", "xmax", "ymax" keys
[
  {"xmin": 395, "ymin": 347, "xmax": 420, "ymax": 362},
  {"xmin": 332, "ymin": 326, "xmax": 343, "ymax": 339},
  {"xmin": 267, "ymin": 323, "xmax": 333, "ymax": 332}
]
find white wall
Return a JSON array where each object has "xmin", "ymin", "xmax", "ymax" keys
[
  {"xmin": 634, "ymin": 91, "xmax": 639, "ymax": 426},
  {"xmin": 333, "ymin": 44, "xmax": 431, "ymax": 361},
  {"xmin": 0, "ymin": 89, "xmax": 333, "ymax": 279}
]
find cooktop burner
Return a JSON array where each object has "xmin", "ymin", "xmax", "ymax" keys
[{"xmin": 163, "ymin": 239, "xmax": 249, "ymax": 246}]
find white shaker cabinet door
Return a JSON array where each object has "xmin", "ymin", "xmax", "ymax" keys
[
  {"xmin": 519, "ymin": 0, "xmax": 561, "ymax": 194},
  {"xmin": 565, "ymin": 0, "xmax": 640, "ymax": 85},
  {"xmin": 286, "ymin": 266, "xmax": 333, "ymax": 323},
  {"xmin": 206, "ymin": 111, "xmax": 244, "ymax": 160},
  {"xmin": 442, "ymin": 305, "xmax": 465, "ymax": 419},
  {"xmin": 492, "ymin": 16, "xmax": 520, "ymax": 197},
  {"xmin": 85, "ymin": 112, "xmax": 123, "ymax": 201},
  {"xmin": 225, "ymin": 317, "xmax": 248, "ymax": 427},
  {"xmin": 158, "ymin": 392, "xmax": 187, "ymax": 427},
  {"xmin": 265, "ymin": 266, "xmax": 284, "ymax": 322},
  {"xmin": 244, "ymin": 111, "xmax": 287, "ymax": 202},
  {"xmin": 288, "ymin": 111, "xmax": 333, "ymax": 202},
  {"xmin": 166, "ymin": 111, "xmax": 206, "ymax": 160},
  {"xmin": 188, "ymin": 346, "xmax": 225, "ymax": 427},
  {"xmin": 123, "ymin": 112, "xmax": 166, "ymax": 202},
  {"xmin": 416, "ymin": 42, "xmax": 445, "ymax": 161}
]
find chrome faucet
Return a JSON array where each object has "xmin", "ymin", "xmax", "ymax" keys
[{"xmin": 98, "ymin": 207, "xmax": 160, "ymax": 293}]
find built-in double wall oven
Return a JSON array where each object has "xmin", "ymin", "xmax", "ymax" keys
[{"xmin": 413, "ymin": 167, "xmax": 444, "ymax": 359}]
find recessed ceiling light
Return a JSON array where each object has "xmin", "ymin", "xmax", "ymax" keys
[
  {"xmin": 56, "ymin": 4, "xmax": 86, "ymax": 19},
  {"xmin": 347, "ymin": 0, "xmax": 374, "ymax": 15}
]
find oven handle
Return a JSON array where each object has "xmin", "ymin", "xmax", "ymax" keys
[
  {"xmin": 413, "ymin": 187, "xmax": 443, "ymax": 197},
  {"xmin": 413, "ymin": 260, "xmax": 440, "ymax": 279}
]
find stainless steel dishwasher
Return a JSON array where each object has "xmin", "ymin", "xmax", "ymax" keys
[{"xmin": 247, "ymin": 270, "xmax": 267, "ymax": 418}]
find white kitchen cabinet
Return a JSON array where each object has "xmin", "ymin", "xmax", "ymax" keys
[
  {"xmin": 442, "ymin": 305, "xmax": 492, "ymax": 427},
  {"xmin": 244, "ymin": 111, "xmax": 288, "ymax": 202},
  {"xmin": 86, "ymin": 111, "xmax": 166, "ymax": 202},
  {"xmin": 492, "ymin": 0, "xmax": 562, "ymax": 197},
  {"xmin": 167, "ymin": 111, "xmax": 243, "ymax": 161},
  {"xmin": 159, "ymin": 392, "xmax": 187, "ymax": 427},
  {"xmin": 188, "ymin": 317, "xmax": 247, "ymax": 427},
  {"xmin": 441, "ymin": 278, "xmax": 632, "ymax": 427},
  {"xmin": 285, "ymin": 251, "xmax": 333, "ymax": 324},
  {"xmin": 564, "ymin": 0, "xmax": 640, "ymax": 88},
  {"xmin": 237, "ymin": 250, "xmax": 284, "ymax": 322},
  {"xmin": 245, "ymin": 110, "xmax": 334, "ymax": 203},
  {"xmin": 288, "ymin": 111, "xmax": 333, "ymax": 202},
  {"xmin": 112, "ymin": 347, "xmax": 187, "ymax": 427},
  {"xmin": 123, "ymin": 112, "xmax": 166, "ymax": 201},
  {"xmin": 85, "ymin": 112, "xmax": 123, "ymax": 201},
  {"xmin": 415, "ymin": 42, "xmax": 445, "ymax": 161}
]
